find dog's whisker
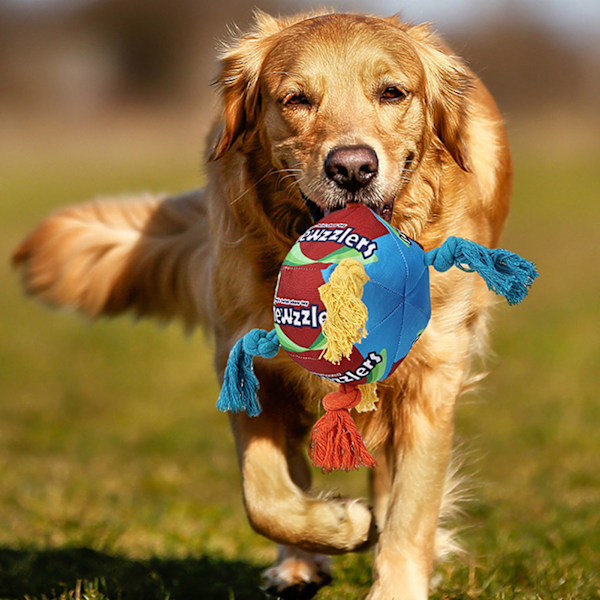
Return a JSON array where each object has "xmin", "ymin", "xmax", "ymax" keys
[
  {"xmin": 279, "ymin": 172, "xmax": 302, "ymax": 183},
  {"xmin": 275, "ymin": 168, "xmax": 303, "ymax": 175},
  {"xmin": 285, "ymin": 178, "xmax": 306, "ymax": 196},
  {"xmin": 230, "ymin": 168, "xmax": 281, "ymax": 205}
]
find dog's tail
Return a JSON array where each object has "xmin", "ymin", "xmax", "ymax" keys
[{"xmin": 12, "ymin": 190, "xmax": 213, "ymax": 330}]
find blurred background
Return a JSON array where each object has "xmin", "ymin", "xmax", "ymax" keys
[
  {"xmin": 1, "ymin": 0, "xmax": 599, "ymax": 143},
  {"xmin": 1, "ymin": 1, "xmax": 599, "ymax": 599}
]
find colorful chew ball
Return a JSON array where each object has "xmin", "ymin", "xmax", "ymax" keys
[
  {"xmin": 217, "ymin": 203, "xmax": 538, "ymax": 471},
  {"xmin": 274, "ymin": 203, "xmax": 430, "ymax": 392}
]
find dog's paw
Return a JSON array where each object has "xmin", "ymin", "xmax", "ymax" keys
[
  {"xmin": 345, "ymin": 499, "xmax": 379, "ymax": 551},
  {"xmin": 261, "ymin": 547, "xmax": 332, "ymax": 599}
]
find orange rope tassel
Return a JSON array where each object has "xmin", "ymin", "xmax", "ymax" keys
[{"xmin": 309, "ymin": 383, "xmax": 377, "ymax": 472}]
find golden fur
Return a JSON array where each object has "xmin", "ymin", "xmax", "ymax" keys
[{"xmin": 14, "ymin": 11, "xmax": 512, "ymax": 599}]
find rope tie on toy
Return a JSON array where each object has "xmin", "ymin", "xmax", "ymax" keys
[
  {"xmin": 309, "ymin": 383, "xmax": 377, "ymax": 472},
  {"xmin": 216, "ymin": 328, "xmax": 280, "ymax": 417},
  {"xmin": 308, "ymin": 258, "xmax": 378, "ymax": 470},
  {"xmin": 318, "ymin": 258, "xmax": 369, "ymax": 363},
  {"xmin": 425, "ymin": 236, "xmax": 539, "ymax": 305}
]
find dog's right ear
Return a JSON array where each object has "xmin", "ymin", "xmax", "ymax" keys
[{"xmin": 209, "ymin": 12, "xmax": 282, "ymax": 161}]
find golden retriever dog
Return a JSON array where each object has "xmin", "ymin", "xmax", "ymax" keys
[{"xmin": 13, "ymin": 11, "xmax": 512, "ymax": 600}]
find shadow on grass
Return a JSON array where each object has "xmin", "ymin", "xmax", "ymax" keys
[{"xmin": 0, "ymin": 546, "xmax": 267, "ymax": 600}]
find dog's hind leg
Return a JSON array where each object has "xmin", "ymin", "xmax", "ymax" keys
[{"xmin": 262, "ymin": 545, "xmax": 332, "ymax": 599}]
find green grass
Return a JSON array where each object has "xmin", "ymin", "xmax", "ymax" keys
[{"xmin": 1, "ymin": 123, "xmax": 599, "ymax": 599}]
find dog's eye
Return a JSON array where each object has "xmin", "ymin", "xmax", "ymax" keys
[
  {"xmin": 380, "ymin": 86, "xmax": 409, "ymax": 102},
  {"xmin": 282, "ymin": 93, "xmax": 311, "ymax": 107}
]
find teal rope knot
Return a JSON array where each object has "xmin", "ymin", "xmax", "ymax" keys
[
  {"xmin": 425, "ymin": 236, "xmax": 538, "ymax": 305},
  {"xmin": 217, "ymin": 328, "xmax": 280, "ymax": 417},
  {"xmin": 425, "ymin": 236, "xmax": 473, "ymax": 273},
  {"xmin": 243, "ymin": 329, "xmax": 280, "ymax": 358}
]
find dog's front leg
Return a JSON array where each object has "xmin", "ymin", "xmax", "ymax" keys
[
  {"xmin": 226, "ymin": 364, "xmax": 377, "ymax": 595},
  {"xmin": 230, "ymin": 409, "xmax": 377, "ymax": 555},
  {"xmin": 366, "ymin": 365, "xmax": 464, "ymax": 600},
  {"xmin": 229, "ymin": 406, "xmax": 376, "ymax": 596}
]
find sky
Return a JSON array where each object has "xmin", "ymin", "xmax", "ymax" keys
[
  {"xmin": 5, "ymin": 0, "xmax": 600, "ymax": 45},
  {"xmin": 381, "ymin": 0, "xmax": 600, "ymax": 35}
]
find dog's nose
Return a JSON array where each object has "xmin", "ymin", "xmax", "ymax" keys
[{"xmin": 324, "ymin": 146, "xmax": 378, "ymax": 192}]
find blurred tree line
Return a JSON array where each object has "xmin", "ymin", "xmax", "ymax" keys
[
  {"xmin": 0, "ymin": 0, "xmax": 289, "ymax": 113},
  {"xmin": 0, "ymin": 0, "xmax": 597, "ymax": 116}
]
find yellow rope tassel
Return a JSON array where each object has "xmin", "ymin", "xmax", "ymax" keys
[
  {"xmin": 356, "ymin": 382, "xmax": 379, "ymax": 412},
  {"xmin": 319, "ymin": 258, "xmax": 369, "ymax": 364}
]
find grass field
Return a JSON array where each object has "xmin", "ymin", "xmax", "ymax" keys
[{"xmin": 1, "ymin": 114, "xmax": 599, "ymax": 599}]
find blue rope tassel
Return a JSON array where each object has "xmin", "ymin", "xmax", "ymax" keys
[
  {"xmin": 216, "ymin": 328, "xmax": 280, "ymax": 417},
  {"xmin": 425, "ymin": 237, "xmax": 538, "ymax": 305}
]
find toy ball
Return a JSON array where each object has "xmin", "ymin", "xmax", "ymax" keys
[
  {"xmin": 217, "ymin": 203, "xmax": 538, "ymax": 471},
  {"xmin": 273, "ymin": 203, "xmax": 430, "ymax": 388}
]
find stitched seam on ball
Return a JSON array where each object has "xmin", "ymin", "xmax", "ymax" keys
[
  {"xmin": 286, "ymin": 354, "xmax": 340, "ymax": 363},
  {"xmin": 405, "ymin": 263, "xmax": 428, "ymax": 298},
  {"xmin": 404, "ymin": 298, "xmax": 432, "ymax": 320},
  {"xmin": 359, "ymin": 301, "xmax": 404, "ymax": 339},
  {"xmin": 389, "ymin": 235, "xmax": 409, "ymax": 365},
  {"xmin": 393, "ymin": 274, "xmax": 408, "ymax": 363},
  {"xmin": 384, "ymin": 221, "xmax": 410, "ymax": 287},
  {"xmin": 279, "ymin": 264, "xmax": 332, "ymax": 273},
  {"xmin": 365, "ymin": 277, "xmax": 405, "ymax": 298}
]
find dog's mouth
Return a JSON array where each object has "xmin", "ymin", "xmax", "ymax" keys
[
  {"xmin": 297, "ymin": 152, "xmax": 415, "ymax": 225},
  {"xmin": 301, "ymin": 192, "xmax": 395, "ymax": 224}
]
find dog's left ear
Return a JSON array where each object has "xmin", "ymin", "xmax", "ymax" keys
[
  {"xmin": 209, "ymin": 11, "xmax": 281, "ymax": 161},
  {"xmin": 404, "ymin": 23, "xmax": 473, "ymax": 172}
]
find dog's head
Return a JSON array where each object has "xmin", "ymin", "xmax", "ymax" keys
[{"xmin": 210, "ymin": 11, "xmax": 472, "ymax": 225}]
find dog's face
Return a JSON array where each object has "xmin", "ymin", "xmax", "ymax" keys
[{"xmin": 211, "ymin": 13, "xmax": 472, "ymax": 225}]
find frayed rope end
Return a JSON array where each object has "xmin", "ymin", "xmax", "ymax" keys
[
  {"xmin": 216, "ymin": 329, "xmax": 280, "ymax": 417},
  {"xmin": 309, "ymin": 383, "xmax": 377, "ymax": 472},
  {"xmin": 425, "ymin": 236, "xmax": 538, "ymax": 305}
]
